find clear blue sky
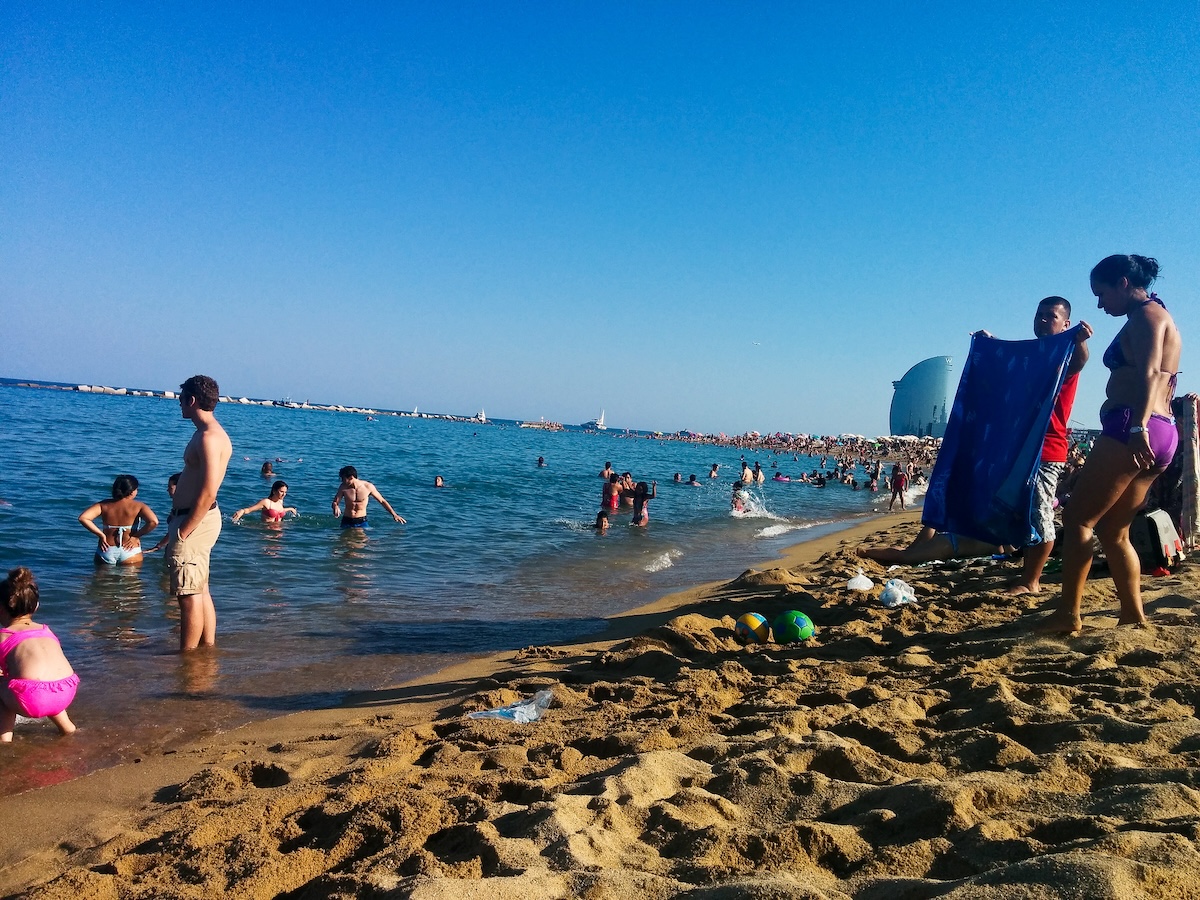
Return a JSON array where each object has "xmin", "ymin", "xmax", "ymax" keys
[{"xmin": 4, "ymin": 4, "xmax": 1198, "ymax": 435}]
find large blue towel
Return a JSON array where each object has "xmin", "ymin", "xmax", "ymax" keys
[{"xmin": 923, "ymin": 327, "xmax": 1079, "ymax": 546}]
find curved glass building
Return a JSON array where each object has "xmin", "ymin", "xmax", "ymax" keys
[{"xmin": 890, "ymin": 356, "xmax": 953, "ymax": 437}]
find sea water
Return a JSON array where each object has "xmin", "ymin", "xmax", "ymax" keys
[{"xmin": 0, "ymin": 385, "xmax": 899, "ymax": 793}]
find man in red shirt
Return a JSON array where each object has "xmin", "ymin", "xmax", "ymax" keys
[{"xmin": 1008, "ymin": 297, "xmax": 1092, "ymax": 594}]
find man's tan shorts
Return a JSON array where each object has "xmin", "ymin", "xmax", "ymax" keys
[{"xmin": 166, "ymin": 506, "xmax": 222, "ymax": 596}]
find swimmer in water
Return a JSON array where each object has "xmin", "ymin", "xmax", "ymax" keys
[
  {"xmin": 333, "ymin": 465, "xmax": 405, "ymax": 528},
  {"xmin": 78, "ymin": 475, "xmax": 159, "ymax": 566},
  {"xmin": 602, "ymin": 474, "xmax": 621, "ymax": 512},
  {"xmin": 731, "ymin": 481, "xmax": 747, "ymax": 513},
  {"xmin": 232, "ymin": 481, "xmax": 297, "ymax": 524},
  {"xmin": 619, "ymin": 473, "xmax": 636, "ymax": 508},
  {"xmin": 593, "ymin": 510, "xmax": 609, "ymax": 534},
  {"xmin": 687, "ymin": 474, "xmax": 701, "ymax": 486},
  {"xmin": 631, "ymin": 481, "xmax": 657, "ymax": 527},
  {"xmin": 261, "ymin": 461, "xmax": 274, "ymax": 478},
  {"xmin": 434, "ymin": 475, "xmax": 445, "ymax": 487},
  {"xmin": 146, "ymin": 473, "xmax": 180, "ymax": 553}
]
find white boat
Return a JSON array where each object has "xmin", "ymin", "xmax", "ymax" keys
[
  {"xmin": 476, "ymin": 408, "xmax": 487, "ymax": 424},
  {"xmin": 582, "ymin": 410, "xmax": 606, "ymax": 431}
]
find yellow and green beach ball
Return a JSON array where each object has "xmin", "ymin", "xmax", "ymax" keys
[{"xmin": 735, "ymin": 612, "xmax": 771, "ymax": 644}]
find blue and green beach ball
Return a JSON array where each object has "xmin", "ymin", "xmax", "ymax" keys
[
  {"xmin": 773, "ymin": 610, "xmax": 816, "ymax": 642},
  {"xmin": 735, "ymin": 612, "xmax": 771, "ymax": 644}
]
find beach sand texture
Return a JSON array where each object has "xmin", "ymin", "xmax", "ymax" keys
[{"xmin": 7, "ymin": 516, "xmax": 1200, "ymax": 899}]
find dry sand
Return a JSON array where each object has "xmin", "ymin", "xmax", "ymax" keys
[{"xmin": 6, "ymin": 513, "xmax": 1200, "ymax": 899}]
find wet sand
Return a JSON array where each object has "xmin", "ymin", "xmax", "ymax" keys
[{"xmin": 7, "ymin": 512, "xmax": 1200, "ymax": 899}]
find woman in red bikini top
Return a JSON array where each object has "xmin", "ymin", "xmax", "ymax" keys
[
  {"xmin": 601, "ymin": 474, "xmax": 621, "ymax": 511},
  {"xmin": 1039, "ymin": 254, "xmax": 1182, "ymax": 636},
  {"xmin": 231, "ymin": 481, "xmax": 298, "ymax": 525}
]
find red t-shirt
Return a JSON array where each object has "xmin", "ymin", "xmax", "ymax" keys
[{"xmin": 1042, "ymin": 372, "xmax": 1079, "ymax": 463}]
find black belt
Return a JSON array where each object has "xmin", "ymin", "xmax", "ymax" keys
[{"xmin": 170, "ymin": 502, "xmax": 217, "ymax": 518}]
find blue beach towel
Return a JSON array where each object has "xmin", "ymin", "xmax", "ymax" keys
[{"xmin": 922, "ymin": 327, "xmax": 1079, "ymax": 547}]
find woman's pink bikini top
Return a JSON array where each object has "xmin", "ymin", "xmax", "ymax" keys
[
  {"xmin": 0, "ymin": 624, "xmax": 57, "ymax": 673},
  {"xmin": 264, "ymin": 507, "xmax": 286, "ymax": 521}
]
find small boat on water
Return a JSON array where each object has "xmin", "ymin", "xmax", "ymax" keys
[{"xmin": 582, "ymin": 410, "xmax": 607, "ymax": 431}]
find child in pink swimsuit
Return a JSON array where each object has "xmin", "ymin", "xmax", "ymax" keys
[{"xmin": 0, "ymin": 567, "xmax": 78, "ymax": 741}]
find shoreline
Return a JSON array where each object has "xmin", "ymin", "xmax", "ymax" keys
[
  {"xmin": 0, "ymin": 511, "xmax": 917, "ymax": 893},
  {"xmin": 2, "ymin": 381, "xmax": 924, "ymax": 806},
  {"xmin": 11, "ymin": 508, "xmax": 1200, "ymax": 897},
  {"xmin": 0, "ymin": 507, "xmax": 898, "ymax": 799}
]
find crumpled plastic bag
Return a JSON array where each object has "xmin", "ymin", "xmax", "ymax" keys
[
  {"xmin": 879, "ymin": 578, "xmax": 917, "ymax": 608},
  {"xmin": 467, "ymin": 689, "xmax": 553, "ymax": 723},
  {"xmin": 847, "ymin": 568, "xmax": 874, "ymax": 592}
]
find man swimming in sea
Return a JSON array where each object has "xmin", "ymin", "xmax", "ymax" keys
[{"xmin": 332, "ymin": 466, "xmax": 405, "ymax": 528}]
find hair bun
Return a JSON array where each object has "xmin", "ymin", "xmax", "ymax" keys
[
  {"xmin": 8, "ymin": 567, "xmax": 33, "ymax": 589},
  {"xmin": 1133, "ymin": 255, "xmax": 1161, "ymax": 280}
]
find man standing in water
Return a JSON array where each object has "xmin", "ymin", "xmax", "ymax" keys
[
  {"xmin": 166, "ymin": 375, "xmax": 232, "ymax": 651},
  {"xmin": 332, "ymin": 466, "xmax": 406, "ymax": 527}
]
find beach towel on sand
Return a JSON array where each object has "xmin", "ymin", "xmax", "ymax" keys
[{"xmin": 923, "ymin": 327, "xmax": 1079, "ymax": 547}]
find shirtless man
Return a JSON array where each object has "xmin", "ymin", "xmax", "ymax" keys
[
  {"xmin": 166, "ymin": 376, "xmax": 232, "ymax": 651},
  {"xmin": 332, "ymin": 466, "xmax": 405, "ymax": 528}
]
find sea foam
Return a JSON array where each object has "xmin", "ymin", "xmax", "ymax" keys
[{"xmin": 644, "ymin": 550, "xmax": 681, "ymax": 573}]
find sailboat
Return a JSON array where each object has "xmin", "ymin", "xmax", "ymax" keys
[
  {"xmin": 476, "ymin": 408, "xmax": 487, "ymax": 424},
  {"xmin": 582, "ymin": 410, "xmax": 606, "ymax": 431}
]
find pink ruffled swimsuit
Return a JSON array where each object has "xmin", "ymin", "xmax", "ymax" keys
[{"xmin": 1, "ymin": 625, "xmax": 79, "ymax": 718}]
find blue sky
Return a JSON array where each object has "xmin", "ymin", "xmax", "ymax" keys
[{"xmin": 4, "ymin": 4, "xmax": 1198, "ymax": 435}]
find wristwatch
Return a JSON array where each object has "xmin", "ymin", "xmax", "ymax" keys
[{"xmin": 1129, "ymin": 426, "xmax": 1148, "ymax": 434}]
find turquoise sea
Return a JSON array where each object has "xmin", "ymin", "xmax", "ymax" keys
[{"xmin": 0, "ymin": 385, "xmax": 898, "ymax": 794}]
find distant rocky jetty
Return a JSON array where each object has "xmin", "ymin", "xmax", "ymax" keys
[{"xmin": 5, "ymin": 380, "xmax": 487, "ymax": 423}]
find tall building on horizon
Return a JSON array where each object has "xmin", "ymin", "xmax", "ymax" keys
[{"xmin": 890, "ymin": 356, "xmax": 953, "ymax": 437}]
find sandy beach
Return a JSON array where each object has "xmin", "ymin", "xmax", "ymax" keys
[{"xmin": 6, "ymin": 511, "xmax": 1200, "ymax": 899}]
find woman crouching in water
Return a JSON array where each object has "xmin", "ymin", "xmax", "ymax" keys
[
  {"xmin": 1039, "ymin": 255, "xmax": 1181, "ymax": 633},
  {"xmin": 1, "ymin": 567, "xmax": 78, "ymax": 741}
]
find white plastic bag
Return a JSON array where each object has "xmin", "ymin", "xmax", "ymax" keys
[
  {"xmin": 847, "ymin": 568, "xmax": 874, "ymax": 592},
  {"xmin": 879, "ymin": 578, "xmax": 917, "ymax": 608},
  {"xmin": 467, "ymin": 689, "xmax": 554, "ymax": 723}
]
